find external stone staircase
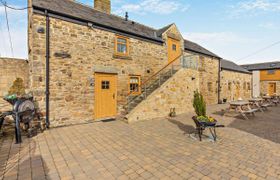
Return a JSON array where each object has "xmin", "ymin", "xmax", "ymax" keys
[{"xmin": 124, "ymin": 68, "xmax": 179, "ymax": 113}]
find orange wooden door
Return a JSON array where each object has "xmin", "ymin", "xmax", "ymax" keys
[
  {"xmin": 268, "ymin": 83, "xmax": 276, "ymax": 96},
  {"xmin": 94, "ymin": 73, "xmax": 117, "ymax": 119},
  {"xmin": 167, "ymin": 37, "xmax": 181, "ymax": 63}
]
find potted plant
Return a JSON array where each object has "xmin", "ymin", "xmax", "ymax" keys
[{"xmin": 192, "ymin": 90, "xmax": 216, "ymax": 126}]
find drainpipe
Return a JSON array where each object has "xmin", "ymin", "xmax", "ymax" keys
[
  {"xmin": 218, "ymin": 58, "xmax": 221, "ymax": 104},
  {"xmin": 45, "ymin": 10, "xmax": 50, "ymax": 128}
]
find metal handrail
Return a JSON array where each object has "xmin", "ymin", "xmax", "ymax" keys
[
  {"xmin": 127, "ymin": 53, "xmax": 183, "ymax": 97},
  {"xmin": 125, "ymin": 54, "xmax": 183, "ymax": 108}
]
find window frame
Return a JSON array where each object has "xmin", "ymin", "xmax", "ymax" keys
[
  {"xmin": 115, "ymin": 35, "xmax": 130, "ymax": 56},
  {"xmin": 267, "ymin": 69, "xmax": 275, "ymax": 75},
  {"xmin": 129, "ymin": 75, "xmax": 141, "ymax": 95}
]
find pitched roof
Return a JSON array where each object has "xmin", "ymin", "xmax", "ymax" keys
[
  {"xmin": 241, "ymin": 61, "xmax": 280, "ymax": 71},
  {"xmin": 32, "ymin": 0, "xmax": 163, "ymax": 43},
  {"xmin": 221, "ymin": 59, "xmax": 251, "ymax": 74},
  {"xmin": 156, "ymin": 24, "xmax": 174, "ymax": 37},
  {"xmin": 184, "ymin": 40, "xmax": 220, "ymax": 59}
]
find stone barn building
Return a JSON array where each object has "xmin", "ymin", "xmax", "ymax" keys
[
  {"xmin": 27, "ymin": 0, "xmax": 221, "ymax": 126},
  {"xmin": 242, "ymin": 62, "xmax": 280, "ymax": 97},
  {"xmin": 220, "ymin": 60, "xmax": 252, "ymax": 102}
]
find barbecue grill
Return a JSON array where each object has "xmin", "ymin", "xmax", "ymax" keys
[{"xmin": 0, "ymin": 95, "xmax": 43, "ymax": 143}]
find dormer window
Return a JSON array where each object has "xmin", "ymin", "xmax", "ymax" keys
[{"xmin": 115, "ymin": 35, "xmax": 129, "ymax": 56}]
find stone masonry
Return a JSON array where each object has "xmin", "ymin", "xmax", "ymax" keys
[
  {"xmin": 28, "ymin": 13, "xmax": 168, "ymax": 126},
  {"xmin": 184, "ymin": 52, "xmax": 220, "ymax": 105},
  {"xmin": 220, "ymin": 70, "xmax": 252, "ymax": 101},
  {"xmin": 127, "ymin": 68, "xmax": 200, "ymax": 123},
  {"xmin": 0, "ymin": 58, "xmax": 29, "ymax": 111},
  {"xmin": 260, "ymin": 81, "xmax": 280, "ymax": 96}
]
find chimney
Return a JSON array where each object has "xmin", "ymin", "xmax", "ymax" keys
[{"xmin": 94, "ymin": 0, "xmax": 111, "ymax": 14}]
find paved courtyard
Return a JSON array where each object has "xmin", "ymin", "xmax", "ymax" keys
[{"xmin": 1, "ymin": 105, "xmax": 280, "ymax": 180}]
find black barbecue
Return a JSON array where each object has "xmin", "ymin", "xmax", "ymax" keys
[{"xmin": 0, "ymin": 95, "xmax": 43, "ymax": 143}]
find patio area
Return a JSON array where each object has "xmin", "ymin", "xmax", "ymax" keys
[{"xmin": 0, "ymin": 104, "xmax": 280, "ymax": 180}]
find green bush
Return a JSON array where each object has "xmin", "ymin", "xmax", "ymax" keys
[{"xmin": 193, "ymin": 90, "xmax": 206, "ymax": 117}]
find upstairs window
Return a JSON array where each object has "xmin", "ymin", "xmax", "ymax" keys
[
  {"xmin": 172, "ymin": 44, "xmax": 177, "ymax": 51},
  {"xmin": 247, "ymin": 82, "xmax": 251, "ymax": 91},
  {"xmin": 115, "ymin": 35, "xmax": 129, "ymax": 56},
  {"xmin": 267, "ymin": 70, "xmax": 275, "ymax": 75},
  {"xmin": 129, "ymin": 76, "xmax": 141, "ymax": 95},
  {"xmin": 207, "ymin": 82, "xmax": 213, "ymax": 92},
  {"xmin": 228, "ymin": 82, "xmax": 232, "ymax": 91},
  {"xmin": 243, "ymin": 82, "xmax": 246, "ymax": 90}
]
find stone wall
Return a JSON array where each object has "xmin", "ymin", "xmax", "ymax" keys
[
  {"xmin": 126, "ymin": 68, "xmax": 200, "ymax": 123},
  {"xmin": 0, "ymin": 58, "xmax": 29, "ymax": 111},
  {"xmin": 220, "ymin": 70, "xmax": 252, "ymax": 101},
  {"xmin": 184, "ymin": 51, "xmax": 219, "ymax": 105},
  {"xmin": 260, "ymin": 81, "xmax": 280, "ymax": 96},
  {"xmin": 29, "ymin": 13, "xmax": 168, "ymax": 126}
]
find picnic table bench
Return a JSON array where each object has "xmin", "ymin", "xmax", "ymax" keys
[{"xmin": 224, "ymin": 101, "xmax": 258, "ymax": 120}]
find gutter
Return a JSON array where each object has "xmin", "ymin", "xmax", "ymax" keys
[
  {"xmin": 218, "ymin": 59, "xmax": 221, "ymax": 104},
  {"xmin": 45, "ymin": 10, "xmax": 50, "ymax": 128}
]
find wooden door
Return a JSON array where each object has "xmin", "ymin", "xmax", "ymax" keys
[
  {"xmin": 268, "ymin": 83, "xmax": 276, "ymax": 96},
  {"xmin": 167, "ymin": 37, "xmax": 181, "ymax": 63},
  {"xmin": 94, "ymin": 73, "xmax": 117, "ymax": 119}
]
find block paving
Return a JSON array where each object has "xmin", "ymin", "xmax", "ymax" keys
[{"xmin": 0, "ymin": 105, "xmax": 280, "ymax": 180}]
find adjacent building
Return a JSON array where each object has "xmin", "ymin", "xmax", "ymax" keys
[
  {"xmin": 242, "ymin": 62, "xmax": 280, "ymax": 97},
  {"xmin": 220, "ymin": 60, "xmax": 252, "ymax": 102}
]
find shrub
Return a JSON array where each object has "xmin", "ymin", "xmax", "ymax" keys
[
  {"xmin": 193, "ymin": 90, "xmax": 206, "ymax": 117},
  {"xmin": 8, "ymin": 78, "xmax": 25, "ymax": 96}
]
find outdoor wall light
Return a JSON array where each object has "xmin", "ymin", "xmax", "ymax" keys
[
  {"xmin": 192, "ymin": 77, "xmax": 195, "ymax": 80},
  {"xmin": 37, "ymin": 27, "xmax": 45, "ymax": 34}
]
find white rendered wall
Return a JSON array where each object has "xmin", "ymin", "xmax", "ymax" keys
[{"xmin": 253, "ymin": 71, "xmax": 260, "ymax": 97}]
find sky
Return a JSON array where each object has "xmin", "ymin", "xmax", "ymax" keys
[{"xmin": 0, "ymin": 0, "xmax": 279, "ymax": 65}]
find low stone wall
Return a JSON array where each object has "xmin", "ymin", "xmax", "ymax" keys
[
  {"xmin": 220, "ymin": 70, "xmax": 252, "ymax": 101},
  {"xmin": 0, "ymin": 58, "xmax": 29, "ymax": 111},
  {"xmin": 126, "ymin": 68, "xmax": 200, "ymax": 123}
]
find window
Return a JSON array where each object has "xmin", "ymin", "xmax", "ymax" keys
[
  {"xmin": 243, "ymin": 82, "xmax": 246, "ymax": 90},
  {"xmin": 172, "ymin": 44, "xmax": 177, "ymax": 51},
  {"xmin": 247, "ymin": 82, "xmax": 251, "ymax": 91},
  {"xmin": 102, "ymin": 81, "xmax": 110, "ymax": 89},
  {"xmin": 207, "ymin": 82, "xmax": 213, "ymax": 92},
  {"xmin": 115, "ymin": 35, "xmax": 129, "ymax": 56},
  {"xmin": 228, "ymin": 82, "xmax": 232, "ymax": 91},
  {"xmin": 129, "ymin": 76, "xmax": 141, "ymax": 94},
  {"xmin": 267, "ymin": 70, "xmax": 275, "ymax": 75}
]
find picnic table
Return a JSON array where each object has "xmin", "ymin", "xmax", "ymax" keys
[
  {"xmin": 263, "ymin": 96, "xmax": 278, "ymax": 106},
  {"xmin": 224, "ymin": 101, "xmax": 258, "ymax": 120},
  {"xmin": 248, "ymin": 98, "xmax": 264, "ymax": 112}
]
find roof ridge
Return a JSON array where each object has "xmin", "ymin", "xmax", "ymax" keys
[
  {"xmin": 242, "ymin": 61, "xmax": 280, "ymax": 66},
  {"xmin": 66, "ymin": 0, "xmax": 157, "ymax": 31}
]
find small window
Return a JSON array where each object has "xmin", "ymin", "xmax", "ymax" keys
[
  {"xmin": 228, "ymin": 82, "xmax": 232, "ymax": 91},
  {"xmin": 247, "ymin": 82, "xmax": 251, "ymax": 91},
  {"xmin": 102, "ymin": 81, "xmax": 110, "ymax": 89},
  {"xmin": 172, "ymin": 44, "xmax": 177, "ymax": 51},
  {"xmin": 243, "ymin": 82, "xmax": 246, "ymax": 90},
  {"xmin": 129, "ymin": 76, "xmax": 141, "ymax": 94},
  {"xmin": 267, "ymin": 70, "xmax": 275, "ymax": 75},
  {"xmin": 115, "ymin": 35, "xmax": 129, "ymax": 56},
  {"xmin": 207, "ymin": 82, "xmax": 213, "ymax": 92}
]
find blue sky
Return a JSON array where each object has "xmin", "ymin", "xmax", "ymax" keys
[{"xmin": 0, "ymin": 0, "xmax": 279, "ymax": 64}]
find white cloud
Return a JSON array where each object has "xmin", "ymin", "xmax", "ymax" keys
[
  {"xmin": 183, "ymin": 32, "xmax": 257, "ymax": 44},
  {"xmin": 259, "ymin": 22, "xmax": 280, "ymax": 30},
  {"xmin": 229, "ymin": 0, "xmax": 280, "ymax": 18},
  {"xmin": 114, "ymin": 0, "xmax": 189, "ymax": 15}
]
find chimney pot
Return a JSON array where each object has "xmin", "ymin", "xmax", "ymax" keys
[{"xmin": 94, "ymin": 0, "xmax": 111, "ymax": 14}]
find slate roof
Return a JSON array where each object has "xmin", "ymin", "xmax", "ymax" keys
[
  {"xmin": 241, "ymin": 62, "xmax": 280, "ymax": 71},
  {"xmin": 184, "ymin": 40, "xmax": 220, "ymax": 59},
  {"xmin": 221, "ymin": 59, "xmax": 251, "ymax": 74},
  {"xmin": 32, "ymin": 0, "xmax": 163, "ymax": 42}
]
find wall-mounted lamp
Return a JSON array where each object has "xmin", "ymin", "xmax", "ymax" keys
[{"xmin": 37, "ymin": 27, "xmax": 45, "ymax": 34}]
